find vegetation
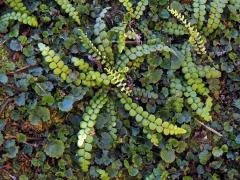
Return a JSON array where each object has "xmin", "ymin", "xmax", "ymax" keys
[{"xmin": 0, "ymin": 0, "xmax": 239, "ymax": 179}]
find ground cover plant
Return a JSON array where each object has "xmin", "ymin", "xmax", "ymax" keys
[{"xmin": 0, "ymin": 0, "xmax": 239, "ymax": 179}]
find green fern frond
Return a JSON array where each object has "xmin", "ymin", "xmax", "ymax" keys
[
  {"xmin": 5, "ymin": 0, "xmax": 28, "ymax": 13},
  {"xmin": 162, "ymin": 21, "xmax": 188, "ymax": 36},
  {"xmin": 94, "ymin": 31, "xmax": 115, "ymax": 65},
  {"xmin": 77, "ymin": 89, "xmax": 109, "ymax": 172},
  {"xmin": 133, "ymin": 0, "xmax": 148, "ymax": 19},
  {"xmin": 167, "ymin": 7, "xmax": 206, "ymax": 55},
  {"xmin": 116, "ymin": 44, "xmax": 175, "ymax": 68},
  {"xmin": 117, "ymin": 92, "xmax": 187, "ymax": 141},
  {"xmin": 106, "ymin": 100, "xmax": 118, "ymax": 141},
  {"xmin": 193, "ymin": 0, "xmax": 207, "ymax": 29},
  {"xmin": 119, "ymin": 0, "xmax": 134, "ymax": 16},
  {"xmin": 78, "ymin": 29, "xmax": 110, "ymax": 67},
  {"xmin": 105, "ymin": 67, "xmax": 132, "ymax": 95},
  {"xmin": 204, "ymin": 0, "xmax": 228, "ymax": 36},
  {"xmin": 0, "ymin": 12, "xmax": 38, "ymax": 28},
  {"xmin": 55, "ymin": 0, "xmax": 80, "ymax": 24}
]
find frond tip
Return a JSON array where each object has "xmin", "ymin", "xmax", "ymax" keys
[{"xmin": 117, "ymin": 92, "xmax": 187, "ymax": 145}]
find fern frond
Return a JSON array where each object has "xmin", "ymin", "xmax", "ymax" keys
[
  {"xmin": 204, "ymin": 0, "xmax": 228, "ymax": 36},
  {"xmin": 0, "ymin": 12, "xmax": 38, "ymax": 28},
  {"xmin": 132, "ymin": 86, "xmax": 158, "ymax": 103},
  {"xmin": 77, "ymin": 89, "xmax": 109, "ymax": 172},
  {"xmin": 71, "ymin": 57, "xmax": 111, "ymax": 86},
  {"xmin": 94, "ymin": 31, "xmax": 115, "ymax": 66},
  {"xmin": 181, "ymin": 45, "xmax": 209, "ymax": 96},
  {"xmin": 193, "ymin": 0, "xmax": 207, "ymax": 29},
  {"xmin": 162, "ymin": 21, "xmax": 188, "ymax": 36},
  {"xmin": 167, "ymin": 7, "xmax": 206, "ymax": 55},
  {"xmin": 106, "ymin": 100, "xmax": 118, "ymax": 141},
  {"xmin": 183, "ymin": 84, "xmax": 212, "ymax": 121},
  {"xmin": 117, "ymin": 92, "xmax": 187, "ymax": 143},
  {"xmin": 105, "ymin": 67, "xmax": 132, "ymax": 95},
  {"xmin": 55, "ymin": 0, "xmax": 80, "ymax": 24},
  {"xmin": 38, "ymin": 43, "xmax": 109, "ymax": 87},
  {"xmin": 78, "ymin": 29, "xmax": 110, "ymax": 67},
  {"xmin": 5, "ymin": 0, "xmax": 28, "ymax": 13},
  {"xmin": 116, "ymin": 44, "xmax": 175, "ymax": 68},
  {"xmin": 119, "ymin": 0, "xmax": 134, "ymax": 16},
  {"xmin": 133, "ymin": 0, "xmax": 148, "ymax": 19},
  {"xmin": 169, "ymin": 78, "xmax": 184, "ymax": 113}
]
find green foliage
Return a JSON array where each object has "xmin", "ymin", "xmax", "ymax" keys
[
  {"xmin": 162, "ymin": 21, "xmax": 188, "ymax": 36},
  {"xmin": 193, "ymin": 0, "xmax": 207, "ymax": 29},
  {"xmin": 118, "ymin": 92, "xmax": 186, "ymax": 145},
  {"xmin": 0, "ymin": 0, "xmax": 239, "ymax": 179},
  {"xmin": 204, "ymin": 0, "xmax": 228, "ymax": 36},
  {"xmin": 28, "ymin": 106, "xmax": 50, "ymax": 125},
  {"xmin": 167, "ymin": 7, "xmax": 206, "ymax": 55},
  {"xmin": 0, "ymin": 12, "xmax": 38, "ymax": 29},
  {"xmin": 160, "ymin": 149, "xmax": 176, "ymax": 163},
  {"xmin": 44, "ymin": 139, "xmax": 65, "ymax": 158},
  {"xmin": 5, "ymin": 0, "xmax": 28, "ymax": 13},
  {"xmin": 77, "ymin": 89, "xmax": 109, "ymax": 172},
  {"xmin": 55, "ymin": 0, "xmax": 80, "ymax": 24},
  {"xmin": 116, "ymin": 44, "xmax": 175, "ymax": 68}
]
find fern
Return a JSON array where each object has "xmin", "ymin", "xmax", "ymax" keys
[
  {"xmin": 162, "ymin": 21, "xmax": 188, "ymax": 36},
  {"xmin": 118, "ymin": 92, "xmax": 186, "ymax": 137},
  {"xmin": 133, "ymin": 0, "xmax": 149, "ymax": 19},
  {"xmin": 116, "ymin": 44, "xmax": 175, "ymax": 68},
  {"xmin": 5, "ymin": 0, "xmax": 28, "ymax": 13},
  {"xmin": 119, "ymin": 0, "xmax": 134, "ymax": 16},
  {"xmin": 204, "ymin": 0, "xmax": 228, "ymax": 36},
  {"xmin": 55, "ymin": 0, "xmax": 80, "ymax": 24},
  {"xmin": 106, "ymin": 100, "xmax": 118, "ymax": 141},
  {"xmin": 119, "ymin": 0, "xmax": 148, "ymax": 19},
  {"xmin": 77, "ymin": 89, "xmax": 109, "ymax": 172},
  {"xmin": 167, "ymin": 7, "xmax": 206, "ymax": 55},
  {"xmin": 0, "ymin": 12, "xmax": 38, "ymax": 28},
  {"xmin": 193, "ymin": 0, "xmax": 207, "ymax": 29},
  {"xmin": 78, "ymin": 29, "xmax": 110, "ymax": 67},
  {"xmin": 105, "ymin": 67, "xmax": 132, "ymax": 95}
]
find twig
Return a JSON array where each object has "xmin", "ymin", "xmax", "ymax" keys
[
  {"xmin": 196, "ymin": 119, "xmax": 223, "ymax": 137},
  {"xmin": 0, "ymin": 39, "xmax": 7, "ymax": 46},
  {"xmin": 6, "ymin": 64, "xmax": 38, "ymax": 76},
  {"xmin": 0, "ymin": 169, "xmax": 17, "ymax": 180},
  {"xmin": 0, "ymin": 98, "xmax": 13, "ymax": 117},
  {"xmin": 4, "ymin": 135, "xmax": 43, "ymax": 141}
]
